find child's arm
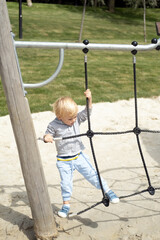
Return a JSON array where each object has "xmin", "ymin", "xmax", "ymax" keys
[
  {"xmin": 84, "ymin": 89, "xmax": 92, "ymax": 109},
  {"xmin": 43, "ymin": 134, "xmax": 53, "ymax": 143}
]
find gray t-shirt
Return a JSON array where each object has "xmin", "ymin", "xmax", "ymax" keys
[{"xmin": 45, "ymin": 107, "xmax": 92, "ymax": 157}]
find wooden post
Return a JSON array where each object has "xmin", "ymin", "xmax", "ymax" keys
[{"xmin": 0, "ymin": 0, "xmax": 58, "ymax": 239}]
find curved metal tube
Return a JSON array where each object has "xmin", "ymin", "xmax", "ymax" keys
[{"xmin": 23, "ymin": 48, "xmax": 64, "ymax": 89}]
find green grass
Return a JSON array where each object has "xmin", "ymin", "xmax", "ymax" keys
[{"xmin": 0, "ymin": 3, "xmax": 160, "ymax": 116}]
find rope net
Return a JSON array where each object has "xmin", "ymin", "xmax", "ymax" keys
[{"xmin": 59, "ymin": 40, "xmax": 160, "ymax": 216}]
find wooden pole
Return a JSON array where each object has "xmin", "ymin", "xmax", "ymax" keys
[{"xmin": 0, "ymin": 0, "xmax": 58, "ymax": 239}]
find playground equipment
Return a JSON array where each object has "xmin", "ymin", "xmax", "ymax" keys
[
  {"xmin": 15, "ymin": 36, "xmax": 160, "ymax": 90},
  {"xmin": 14, "ymin": 33, "xmax": 160, "ymax": 217},
  {"xmin": 1, "ymin": 0, "xmax": 160, "ymax": 238}
]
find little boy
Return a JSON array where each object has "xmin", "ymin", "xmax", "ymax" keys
[{"xmin": 44, "ymin": 89, "xmax": 119, "ymax": 218}]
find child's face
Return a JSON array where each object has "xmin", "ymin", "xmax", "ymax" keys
[{"xmin": 60, "ymin": 114, "xmax": 77, "ymax": 126}]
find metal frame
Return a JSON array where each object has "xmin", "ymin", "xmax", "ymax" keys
[
  {"xmin": 14, "ymin": 38, "xmax": 160, "ymax": 89},
  {"xmin": 15, "ymin": 39, "xmax": 160, "ymax": 51}
]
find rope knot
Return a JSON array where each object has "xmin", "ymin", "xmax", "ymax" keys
[
  {"xmin": 102, "ymin": 196, "xmax": 109, "ymax": 207},
  {"xmin": 148, "ymin": 186, "xmax": 155, "ymax": 195},
  {"xmin": 133, "ymin": 127, "xmax": 141, "ymax": 135},
  {"xmin": 86, "ymin": 130, "xmax": 94, "ymax": 138}
]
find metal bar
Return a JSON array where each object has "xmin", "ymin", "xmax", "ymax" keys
[
  {"xmin": 19, "ymin": 0, "xmax": 22, "ymax": 39},
  {"xmin": 23, "ymin": 48, "xmax": 64, "ymax": 88},
  {"xmin": 15, "ymin": 39, "xmax": 160, "ymax": 51},
  {"xmin": 38, "ymin": 137, "xmax": 62, "ymax": 141},
  {"xmin": 14, "ymin": 38, "xmax": 160, "ymax": 89},
  {"xmin": 11, "ymin": 32, "xmax": 25, "ymax": 95}
]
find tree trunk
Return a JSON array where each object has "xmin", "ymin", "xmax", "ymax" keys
[
  {"xmin": 0, "ymin": 0, "xmax": 58, "ymax": 239},
  {"xmin": 108, "ymin": 0, "xmax": 115, "ymax": 13},
  {"xmin": 27, "ymin": 0, "xmax": 32, "ymax": 7},
  {"xmin": 95, "ymin": 0, "xmax": 98, "ymax": 7}
]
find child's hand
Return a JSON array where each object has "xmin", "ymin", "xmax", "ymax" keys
[
  {"xmin": 84, "ymin": 89, "xmax": 92, "ymax": 99},
  {"xmin": 43, "ymin": 134, "xmax": 53, "ymax": 143},
  {"xmin": 84, "ymin": 89, "xmax": 92, "ymax": 108}
]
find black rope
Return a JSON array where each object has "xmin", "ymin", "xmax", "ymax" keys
[
  {"xmin": 71, "ymin": 200, "xmax": 103, "ymax": 216},
  {"xmin": 62, "ymin": 129, "xmax": 160, "ymax": 141},
  {"xmin": 131, "ymin": 48, "xmax": 153, "ymax": 189},
  {"xmin": 141, "ymin": 129, "xmax": 160, "ymax": 133},
  {"xmin": 136, "ymin": 135, "xmax": 152, "ymax": 186},
  {"xmin": 82, "ymin": 40, "xmax": 106, "ymax": 200},
  {"xmin": 63, "ymin": 133, "xmax": 87, "ymax": 140},
  {"xmin": 133, "ymin": 53, "xmax": 139, "ymax": 128},
  {"xmin": 93, "ymin": 130, "xmax": 133, "ymax": 135},
  {"xmin": 84, "ymin": 54, "xmax": 92, "ymax": 132}
]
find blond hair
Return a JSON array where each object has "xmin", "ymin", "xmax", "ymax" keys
[{"xmin": 53, "ymin": 97, "xmax": 78, "ymax": 119}]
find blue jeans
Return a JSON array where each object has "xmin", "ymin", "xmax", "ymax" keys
[{"xmin": 56, "ymin": 152, "xmax": 109, "ymax": 201}]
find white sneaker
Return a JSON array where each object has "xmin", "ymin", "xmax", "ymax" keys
[
  {"xmin": 105, "ymin": 190, "xmax": 119, "ymax": 204},
  {"xmin": 58, "ymin": 204, "xmax": 70, "ymax": 218}
]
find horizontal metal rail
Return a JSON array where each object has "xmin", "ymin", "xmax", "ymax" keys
[
  {"xmin": 14, "ymin": 38, "xmax": 160, "ymax": 89},
  {"xmin": 15, "ymin": 39, "xmax": 160, "ymax": 51}
]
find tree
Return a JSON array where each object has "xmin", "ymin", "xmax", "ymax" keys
[
  {"xmin": 108, "ymin": 0, "xmax": 115, "ymax": 12},
  {"xmin": 88, "ymin": 0, "xmax": 105, "ymax": 6},
  {"xmin": 124, "ymin": 0, "xmax": 157, "ymax": 8},
  {"xmin": 27, "ymin": 0, "xmax": 32, "ymax": 7}
]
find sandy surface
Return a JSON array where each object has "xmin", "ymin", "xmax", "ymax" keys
[{"xmin": 0, "ymin": 97, "xmax": 160, "ymax": 240}]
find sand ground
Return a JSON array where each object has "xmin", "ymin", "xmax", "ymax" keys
[{"xmin": 0, "ymin": 97, "xmax": 160, "ymax": 240}]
